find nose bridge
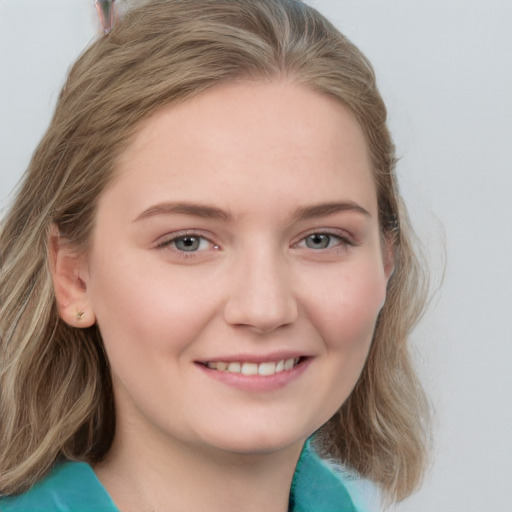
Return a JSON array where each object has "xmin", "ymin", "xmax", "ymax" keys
[{"xmin": 224, "ymin": 243, "xmax": 298, "ymax": 333}]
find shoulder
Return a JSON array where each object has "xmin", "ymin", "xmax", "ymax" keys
[
  {"xmin": 291, "ymin": 440, "xmax": 378, "ymax": 512},
  {"xmin": 0, "ymin": 461, "xmax": 119, "ymax": 512}
]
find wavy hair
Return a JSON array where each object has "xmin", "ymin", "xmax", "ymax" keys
[{"xmin": 0, "ymin": 0, "xmax": 430, "ymax": 503}]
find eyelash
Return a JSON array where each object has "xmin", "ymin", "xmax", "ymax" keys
[
  {"xmin": 155, "ymin": 230, "xmax": 355, "ymax": 258},
  {"xmin": 156, "ymin": 232, "xmax": 218, "ymax": 257},
  {"xmin": 293, "ymin": 231, "xmax": 355, "ymax": 251}
]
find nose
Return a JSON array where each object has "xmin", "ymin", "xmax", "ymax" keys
[{"xmin": 223, "ymin": 248, "xmax": 298, "ymax": 334}]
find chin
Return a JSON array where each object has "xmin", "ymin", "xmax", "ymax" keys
[{"xmin": 193, "ymin": 419, "xmax": 317, "ymax": 457}]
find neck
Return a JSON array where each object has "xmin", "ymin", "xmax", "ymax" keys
[{"xmin": 94, "ymin": 424, "xmax": 303, "ymax": 512}]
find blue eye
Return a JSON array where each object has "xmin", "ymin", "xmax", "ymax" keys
[
  {"xmin": 302, "ymin": 233, "xmax": 343, "ymax": 250},
  {"xmin": 305, "ymin": 233, "xmax": 333, "ymax": 249},
  {"xmin": 174, "ymin": 235, "xmax": 203, "ymax": 252},
  {"xmin": 157, "ymin": 234, "xmax": 214, "ymax": 253}
]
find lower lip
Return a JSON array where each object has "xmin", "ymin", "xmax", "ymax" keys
[{"xmin": 195, "ymin": 358, "xmax": 312, "ymax": 392}]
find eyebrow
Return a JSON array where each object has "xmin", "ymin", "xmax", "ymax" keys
[
  {"xmin": 292, "ymin": 201, "xmax": 371, "ymax": 221},
  {"xmin": 133, "ymin": 200, "xmax": 370, "ymax": 223},
  {"xmin": 133, "ymin": 202, "xmax": 233, "ymax": 222}
]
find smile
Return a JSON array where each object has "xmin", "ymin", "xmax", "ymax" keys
[{"xmin": 204, "ymin": 358, "xmax": 301, "ymax": 376}]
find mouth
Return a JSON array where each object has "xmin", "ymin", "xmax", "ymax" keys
[{"xmin": 199, "ymin": 357, "xmax": 306, "ymax": 376}]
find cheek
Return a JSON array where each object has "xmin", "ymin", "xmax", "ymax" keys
[
  {"xmin": 86, "ymin": 251, "xmax": 207, "ymax": 360},
  {"xmin": 293, "ymin": 263, "xmax": 387, "ymax": 429},
  {"xmin": 303, "ymin": 261, "xmax": 387, "ymax": 352}
]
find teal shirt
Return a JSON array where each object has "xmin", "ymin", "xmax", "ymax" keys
[{"xmin": 1, "ymin": 442, "xmax": 371, "ymax": 511}]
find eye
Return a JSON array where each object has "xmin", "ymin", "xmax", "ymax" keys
[
  {"xmin": 173, "ymin": 235, "xmax": 206, "ymax": 252},
  {"xmin": 299, "ymin": 233, "xmax": 345, "ymax": 250},
  {"xmin": 156, "ymin": 234, "xmax": 216, "ymax": 253}
]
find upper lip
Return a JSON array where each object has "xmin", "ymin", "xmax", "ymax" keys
[{"xmin": 196, "ymin": 351, "xmax": 311, "ymax": 364}]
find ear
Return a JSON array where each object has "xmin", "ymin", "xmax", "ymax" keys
[
  {"xmin": 382, "ymin": 234, "xmax": 395, "ymax": 282},
  {"xmin": 377, "ymin": 235, "xmax": 395, "ymax": 311},
  {"xmin": 48, "ymin": 226, "xmax": 96, "ymax": 328}
]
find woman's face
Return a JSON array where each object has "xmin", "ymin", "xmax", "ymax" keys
[{"xmin": 82, "ymin": 81, "xmax": 392, "ymax": 456}]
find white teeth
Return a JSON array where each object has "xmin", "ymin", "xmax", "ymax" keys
[
  {"xmin": 227, "ymin": 362, "xmax": 241, "ymax": 373},
  {"xmin": 284, "ymin": 358, "xmax": 295, "ymax": 370},
  {"xmin": 241, "ymin": 363, "xmax": 258, "ymax": 375},
  {"xmin": 258, "ymin": 362, "xmax": 276, "ymax": 376},
  {"xmin": 205, "ymin": 357, "xmax": 301, "ymax": 375}
]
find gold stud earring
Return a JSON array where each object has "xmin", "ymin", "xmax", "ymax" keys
[{"xmin": 75, "ymin": 310, "xmax": 85, "ymax": 321}]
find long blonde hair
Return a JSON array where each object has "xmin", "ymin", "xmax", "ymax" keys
[{"xmin": 0, "ymin": 0, "xmax": 430, "ymax": 503}]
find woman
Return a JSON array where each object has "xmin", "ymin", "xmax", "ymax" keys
[{"xmin": 0, "ymin": 0, "xmax": 430, "ymax": 510}]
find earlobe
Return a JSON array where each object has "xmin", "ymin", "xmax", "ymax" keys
[{"xmin": 48, "ymin": 227, "xmax": 96, "ymax": 328}]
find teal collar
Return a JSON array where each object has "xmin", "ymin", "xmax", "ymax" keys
[
  {"xmin": 0, "ymin": 461, "xmax": 117, "ymax": 512},
  {"xmin": 290, "ymin": 439, "xmax": 358, "ymax": 512},
  {"xmin": 1, "ymin": 441, "xmax": 363, "ymax": 512}
]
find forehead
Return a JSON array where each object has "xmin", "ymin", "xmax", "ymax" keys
[
  {"xmin": 125, "ymin": 80, "xmax": 369, "ymax": 156},
  {"xmin": 107, "ymin": 80, "xmax": 376, "ymax": 219}
]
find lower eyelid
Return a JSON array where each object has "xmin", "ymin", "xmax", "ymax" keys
[
  {"xmin": 157, "ymin": 234, "xmax": 202, "ymax": 248},
  {"xmin": 295, "ymin": 232, "xmax": 354, "ymax": 249},
  {"xmin": 155, "ymin": 231, "xmax": 355, "ymax": 252}
]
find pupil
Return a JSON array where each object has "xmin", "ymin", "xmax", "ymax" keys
[
  {"xmin": 307, "ymin": 234, "xmax": 329, "ymax": 249},
  {"xmin": 177, "ymin": 236, "xmax": 199, "ymax": 251}
]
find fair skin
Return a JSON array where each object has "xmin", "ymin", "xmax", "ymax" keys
[{"xmin": 51, "ymin": 80, "xmax": 393, "ymax": 512}]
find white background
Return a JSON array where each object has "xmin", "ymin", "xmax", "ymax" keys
[{"xmin": 1, "ymin": 1, "xmax": 511, "ymax": 511}]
